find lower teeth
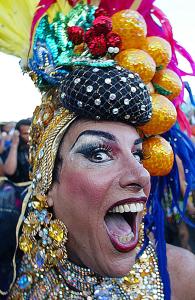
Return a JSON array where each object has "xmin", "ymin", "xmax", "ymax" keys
[{"xmin": 118, "ymin": 233, "xmax": 134, "ymax": 244}]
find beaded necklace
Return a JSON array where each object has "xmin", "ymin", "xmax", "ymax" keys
[{"xmin": 9, "ymin": 242, "xmax": 164, "ymax": 299}]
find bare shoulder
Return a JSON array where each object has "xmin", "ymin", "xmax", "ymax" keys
[{"xmin": 167, "ymin": 244, "xmax": 195, "ymax": 300}]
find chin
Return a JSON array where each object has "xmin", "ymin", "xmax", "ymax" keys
[
  {"xmin": 87, "ymin": 212, "xmax": 143, "ymax": 277},
  {"xmin": 104, "ymin": 250, "xmax": 137, "ymax": 278},
  {"xmin": 87, "ymin": 244, "xmax": 138, "ymax": 278}
]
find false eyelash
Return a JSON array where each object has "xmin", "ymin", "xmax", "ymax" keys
[
  {"xmin": 76, "ymin": 142, "xmax": 112, "ymax": 158},
  {"xmin": 133, "ymin": 149, "xmax": 145, "ymax": 161},
  {"xmin": 96, "ymin": 143, "xmax": 112, "ymax": 153},
  {"xmin": 134, "ymin": 137, "xmax": 145, "ymax": 145},
  {"xmin": 138, "ymin": 148, "xmax": 151, "ymax": 161}
]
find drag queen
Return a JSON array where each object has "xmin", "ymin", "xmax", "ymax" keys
[{"xmin": 0, "ymin": 0, "xmax": 195, "ymax": 299}]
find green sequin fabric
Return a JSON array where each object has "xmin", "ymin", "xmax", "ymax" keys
[{"xmin": 28, "ymin": 3, "xmax": 115, "ymax": 91}]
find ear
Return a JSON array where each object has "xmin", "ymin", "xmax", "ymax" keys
[{"xmin": 47, "ymin": 185, "xmax": 57, "ymax": 207}]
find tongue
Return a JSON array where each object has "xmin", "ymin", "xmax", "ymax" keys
[
  {"xmin": 105, "ymin": 213, "xmax": 138, "ymax": 252},
  {"xmin": 105, "ymin": 213, "xmax": 132, "ymax": 237}
]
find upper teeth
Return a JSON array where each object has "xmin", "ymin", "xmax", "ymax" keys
[{"xmin": 109, "ymin": 203, "xmax": 144, "ymax": 213}]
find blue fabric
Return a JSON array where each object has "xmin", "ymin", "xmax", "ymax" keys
[
  {"xmin": 184, "ymin": 81, "xmax": 195, "ymax": 106},
  {"xmin": 144, "ymin": 178, "xmax": 171, "ymax": 300},
  {"xmin": 162, "ymin": 126, "xmax": 195, "ymax": 227}
]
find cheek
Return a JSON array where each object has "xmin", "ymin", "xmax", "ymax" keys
[{"xmin": 59, "ymin": 167, "xmax": 113, "ymax": 209}]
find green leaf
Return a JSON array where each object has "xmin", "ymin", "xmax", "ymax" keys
[{"xmin": 153, "ymin": 83, "xmax": 172, "ymax": 96}]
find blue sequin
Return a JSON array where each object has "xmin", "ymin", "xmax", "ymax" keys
[
  {"xmin": 35, "ymin": 250, "xmax": 46, "ymax": 268},
  {"xmin": 18, "ymin": 274, "xmax": 32, "ymax": 290}
]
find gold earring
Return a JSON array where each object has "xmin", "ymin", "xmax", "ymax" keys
[{"xmin": 19, "ymin": 194, "xmax": 68, "ymax": 269}]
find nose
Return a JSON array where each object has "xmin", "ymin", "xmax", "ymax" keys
[{"xmin": 119, "ymin": 156, "xmax": 150, "ymax": 192}]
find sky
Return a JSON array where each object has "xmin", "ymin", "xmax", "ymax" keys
[{"xmin": 0, "ymin": 0, "xmax": 195, "ymax": 122}]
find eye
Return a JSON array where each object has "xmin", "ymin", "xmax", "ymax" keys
[
  {"xmin": 76, "ymin": 143, "xmax": 113, "ymax": 163},
  {"xmin": 132, "ymin": 149, "xmax": 144, "ymax": 163},
  {"xmin": 90, "ymin": 149, "xmax": 111, "ymax": 162}
]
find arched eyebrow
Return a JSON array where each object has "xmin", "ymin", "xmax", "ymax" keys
[
  {"xmin": 71, "ymin": 130, "xmax": 116, "ymax": 149},
  {"xmin": 134, "ymin": 137, "xmax": 147, "ymax": 146},
  {"xmin": 134, "ymin": 137, "xmax": 144, "ymax": 145}
]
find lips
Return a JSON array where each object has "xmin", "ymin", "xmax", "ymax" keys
[{"xmin": 104, "ymin": 198, "xmax": 146, "ymax": 252}]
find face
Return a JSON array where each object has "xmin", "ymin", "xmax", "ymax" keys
[
  {"xmin": 48, "ymin": 120, "xmax": 151, "ymax": 277},
  {"xmin": 19, "ymin": 125, "xmax": 30, "ymax": 144}
]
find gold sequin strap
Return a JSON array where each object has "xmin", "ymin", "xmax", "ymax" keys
[{"xmin": 32, "ymin": 108, "xmax": 75, "ymax": 196}]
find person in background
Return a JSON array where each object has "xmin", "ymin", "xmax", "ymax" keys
[
  {"xmin": 0, "ymin": 122, "xmax": 16, "ymax": 155},
  {"xmin": 0, "ymin": 127, "xmax": 21, "ymax": 295},
  {"xmin": 0, "ymin": 122, "xmax": 16, "ymax": 135},
  {"xmin": 0, "ymin": 132, "xmax": 5, "ymax": 176},
  {"xmin": 0, "ymin": 122, "xmax": 15, "ymax": 131},
  {"xmin": 0, "ymin": 130, "xmax": 20, "ymax": 177},
  {"xmin": 165, "ymin": 155, "xmax": 195, "ymax": 253},
  {"xmin": 0, "ymin": 120, "xmax": 31, "ymax": 294},
  {"xmin": 2, "ymin": 118, "xmax": 31, "ymax": 183}
]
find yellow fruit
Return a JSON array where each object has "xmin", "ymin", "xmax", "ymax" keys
[
  {"xmin": 115, "ymin": 49, "xmax": 156, "ymax": 84},
  {"xmin": 112, "ymin": 9, "xmax": 147, "ymax": 49},
  {"xmin": 147, "ymin": 82, "xmax": 155, "ymax": 94},
  {"xmin": 143, "ymin": 136, "xmax": 174, "ymax": 176},
  {"xmin": 152, "ymin": 69, "xmax": 182, "ymax": 100},
  {"xmin": 142, "ymin": 36, "xmax": 172, "ymax": 69},
  {"xmin": 139, "ymin": 94, "xmax": 177, "ymax": 135}
]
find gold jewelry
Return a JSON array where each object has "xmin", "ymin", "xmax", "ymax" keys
[
  {"xmin": 14, "ymin": 90, "xmax": 73, "ymax": 270},
  {"xmin": 137, "ymin": 207, "xmax": 146, "ymax": 245},
  {"xmin": 29, "ymin": 89, "xmax": 75, "ymax": 196},
  {"xmin": 9, "ymin": 242, "xmax": 164, "ymax": 299},
  {"xmin": 19, "ymin": 194, "xmax": 68, "ymax": 269},
  {"xmin": 20, "ymin": 92, "xmax": 73, "ymax": 269}
]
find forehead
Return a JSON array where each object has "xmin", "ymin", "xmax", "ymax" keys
[{"xmin": 63, "ymin": 119, "xmax": 140, "ymax": 145}]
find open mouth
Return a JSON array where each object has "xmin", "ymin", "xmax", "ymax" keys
[{"xmin": 104, "ymin": 201, "xmax": 144, "ymax": 252}]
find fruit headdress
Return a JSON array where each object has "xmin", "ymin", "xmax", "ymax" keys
[{"xmin": 1, "ymin": 1, "xmax": 195, "ymax": 298}]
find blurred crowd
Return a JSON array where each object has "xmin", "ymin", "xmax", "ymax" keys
[
  {"xmin": 164, "ymin": 106, "xmax": 195, "ymax": 253},
  {"xmin": 0, "ymin": 120, "xmax": 31, "ymax": 181},
  {"xmin": 0, "ymin": 119, "xmax": 31, "ymax": 292}
]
